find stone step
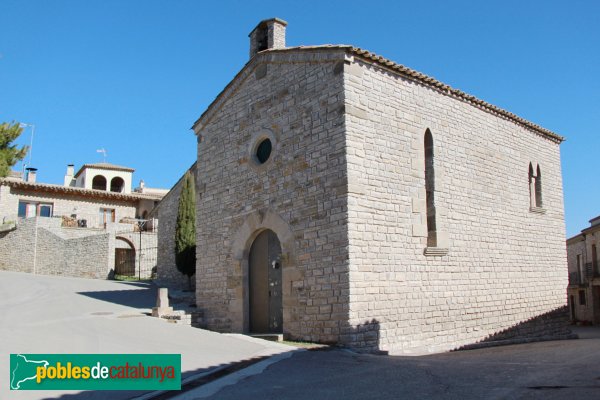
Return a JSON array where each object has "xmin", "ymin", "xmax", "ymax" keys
[
  {"xmin": 250, "ymin": 333, "xmax": 284, "ymax": 342},
  {"xmin": 160, "ymin": 310, "xmax": 204, "ymax": 327}
]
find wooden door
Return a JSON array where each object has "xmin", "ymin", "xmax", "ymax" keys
[{"xmin": 249, "ymin": 230, "xmax": 282, "ymax": 333}]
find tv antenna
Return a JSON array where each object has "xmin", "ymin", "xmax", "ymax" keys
[
  {"xmin": 96, "ymin": 148, "xmax": 107, "ymax": 163},
  {"xmin": 19, "ymin": 123, "xmax": 35, "ymax": 172}
]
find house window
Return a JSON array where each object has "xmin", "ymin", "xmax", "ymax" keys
[
  {"xmin": 249, "ymin": 131, "xmax": 277, "ymax": 169},
  {"xmin": 424, "ymin": 129, "xmax": 437, "ymax": 247},
  {"xmin": 18, "ymin": 201, "xmax": 53, "ymax": 218},
  {"xmin": 592, "ymin": 244, "xmax": 598, "ymax": 272},
  {"xmin": 577, "ymin": 254, "xmax": 584, "ymax": 284},
  {"xmin": 579, "ymin": 290, "xmax": 586, "ymax": 306},
  {"xmin": 99, "ymin": 208, "xmax": 116, "ymax": 225},
  {"xmin": 255, "ymin": 138, "xmax": 272, "ymax": 164}
]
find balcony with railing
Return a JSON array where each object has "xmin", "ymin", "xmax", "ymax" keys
[
  {"xmin": 570, "ymin": 262, "xmax": 600, "ymax": 287},
  {"xmin": 59, "ymin": 213, "xmax": 156, "ymax": 232},
  {"xmin": 569, "ymin": 271, "xmax": 584, "ymax": 286},
  {"xmin": 591, "ymin": 261, "xmax": 600, "ymax": 280}
]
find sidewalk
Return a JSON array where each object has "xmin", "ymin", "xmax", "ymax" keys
[{"xmin": 0, "ymin": 271, "xmax": 295, "ymax": 400}]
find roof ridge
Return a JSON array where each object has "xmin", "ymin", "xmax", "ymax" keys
[{"xmin": 192, "ymin": 44, "xmax": 563, "ymax": 143}]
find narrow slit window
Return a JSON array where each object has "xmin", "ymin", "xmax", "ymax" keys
[
  {"xmin": 424, "ymin": 129, "xmax": 437, "ymax": 247},
  {"xmin": 535, "ymin": 165, "xmax": 542, "ymax": 207},
  {"xmin": 529, "ymin": 163, "xmax": 535, "ymax": 208},
  {"xmin": 529, "ymin": 163, "xmax": 543, "ymax": 209}
]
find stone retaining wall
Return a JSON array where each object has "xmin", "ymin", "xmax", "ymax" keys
[{"xmin": 1, "ymin": 217, "xmax": 111, "ymax": 279}]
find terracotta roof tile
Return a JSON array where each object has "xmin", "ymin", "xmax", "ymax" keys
[{"xmin": 0, "ymin": 179, "xmax": 163, "ymax": 202}]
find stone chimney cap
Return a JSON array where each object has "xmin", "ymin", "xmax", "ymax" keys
[
  {"xmin": 25, "ymin": 167, "xmax": 38, "ymax": 172},
  {"xmin": 248, "ymin": 18, "xmax": 288, "ymax": 37}
]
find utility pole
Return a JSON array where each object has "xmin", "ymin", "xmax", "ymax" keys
[{"xmin": 138, "ymin": 219, "xmax": 147, "ymax": 280}]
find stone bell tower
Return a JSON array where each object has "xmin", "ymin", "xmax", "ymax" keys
[{"xmin": 249, "ymin": 18, "xmax": 287, "ymax": 58}]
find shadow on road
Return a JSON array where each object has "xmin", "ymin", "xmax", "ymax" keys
[
  {"xmin": 41, "ymin": 351, "xmax": 295, "ymax": 400},
  {"xmin": 77, "ymin": 282, "xmax": 157, "ymax": 309}
]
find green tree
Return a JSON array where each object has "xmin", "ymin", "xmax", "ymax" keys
[
  {"xmin": 0, "ymin": 122, "xmax": 28, "ymax": 178},
  {"xmin": 175, "ymin": 170, "xmax": 196, "ymax": 288}
]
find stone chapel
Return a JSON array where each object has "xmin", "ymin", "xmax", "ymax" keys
[{"xmin": 191, "ymin": 18, "xmax": 569, "ymax": 354}]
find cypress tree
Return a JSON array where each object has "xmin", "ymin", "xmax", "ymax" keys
[{"xmin": 175, "ymin": 170, "xmax": 196, "ymax": 288}]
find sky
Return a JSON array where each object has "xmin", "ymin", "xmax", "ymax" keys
[{"xmin": 0, "ymin": 0, "xmax": 598, "ymax": 237}]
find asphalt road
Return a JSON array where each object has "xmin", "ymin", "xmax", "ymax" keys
[
  {"xmin": 3, "ymin": 270, "xmax": 599, "ymax": 400},
  {"xmin": 194, "ymin": 327, "xmax": 600, "ymax": 400},
  {"xmin": 0, "ymin": 271, "xmax": 294, "ymax": 400}
]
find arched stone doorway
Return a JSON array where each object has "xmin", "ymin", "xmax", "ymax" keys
[{"xmin": 249, "ymin": 229, "xmax": 282, "ymax": 333}]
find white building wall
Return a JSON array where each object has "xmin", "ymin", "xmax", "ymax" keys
[{"xmin": 77, "ymin": 167, "xmax": 133, "ymax": 194}]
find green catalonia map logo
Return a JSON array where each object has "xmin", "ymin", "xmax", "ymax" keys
[{"xmin": 10, "ymin": 354, "xmax": 181, "ymax": 390}]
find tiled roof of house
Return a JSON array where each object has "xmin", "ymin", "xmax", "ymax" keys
[
  {"xmin": 192, "ymin": 45, "xmax": 563, "ymax": 143},
  {"xmin": 0, "ymin": 179, "xmax": 164, "ymax": 202}
]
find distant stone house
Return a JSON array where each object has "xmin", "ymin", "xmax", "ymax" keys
[
  {"xmin": 566, "ymin": 216, "xmax": 600, "ymax": 324},
  {"xmin": 190, "ymin": 18, "xmax": 569, "ymax": 354},
  {"xmin": 152, "ymin": 162, "xmax": 197, "ymax": 289},
  {"xmin": 0, "ymin": 163, "xmax": 165, "ymax": 279}
]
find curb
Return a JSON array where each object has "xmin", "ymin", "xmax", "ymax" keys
[
  {"xmin": 131, "ymin": 348, "xmax": 303, "ymax": 400},
  {"xmin": 170, "ymin": 350, "xmax": 303, "ymax": 399}
]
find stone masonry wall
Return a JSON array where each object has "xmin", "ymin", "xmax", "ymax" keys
[
  {"xmin": 0, "ymin": 184, "xmax": 19, "ymax": 223},
  {"xmin": 0, "ymin": 217, "xmax": 112, "ymax": 279},
  {"xmin": 343, "ymin": 57, "xmax": 568, "ymax": 354},
  {"xmin": 0, "ymin": 214, "xmax": 36, "ymax": 273},
  {"xmin": 155, "ymin": 163, "xmax": 197, "ymax": 289},
  {"xmin": 195, "ymin": 49, "xmax": 349, "ymax": 342}
]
